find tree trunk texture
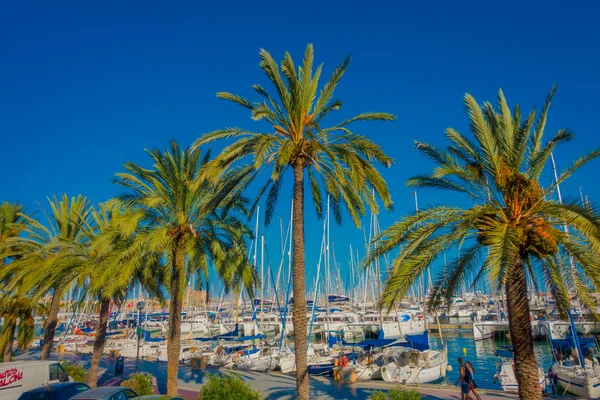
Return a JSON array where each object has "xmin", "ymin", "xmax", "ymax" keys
[
  {"xmin": 88, "ymin": 297, "xmax": 110, "ymax": 387},
  {"xmin": 292, "ymin": 164, "xmax": 309, "ymax": 400},
  {"xmin": 41, "ymin": 284, "xmax": 66, "ymax": 360},
  {"xmin": 2, "ymin": 324, "xmax": 15, "ymax": 362},
  {"xmin": 505, "ymin": 263, "xmax": 542, "ymax": 400},
  {"xmin": 167, "ymin": 246, "xmax": 183, "ymax": 396}
]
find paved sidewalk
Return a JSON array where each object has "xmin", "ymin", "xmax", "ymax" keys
[{"xmin": 16, "ymin": 351, "xmax": 559, "ymax": 399}]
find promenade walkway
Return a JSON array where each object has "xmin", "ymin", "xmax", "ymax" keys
[{"xmin": 17, "ymin": 351, "xmax": 566, "ymax": 399}]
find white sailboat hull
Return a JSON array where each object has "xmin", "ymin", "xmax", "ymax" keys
[
  {"xmin": 552, "ymin": 364, "xmax": 600, "ymax": 399},
  {"xmin": 235, "ymin": 356, "xmax": 278, "ymax": 372},
  {"xmin": 355, "ymin": 364, "xmax": 381, "ymax": 381},
  {"xmin": 496, "ymin": 363, "xmax": 546, "ymax": 392},
  {"xmin": 381, "ymin": 359, "xmax": 447, "ymax": 384}
]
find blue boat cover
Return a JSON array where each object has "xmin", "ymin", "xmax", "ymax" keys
[
  {"xmin": 405, "ymin": 331, "xmax": 430, "ymax": 351},
  {"xmin": 143, "ymin": 329, "xmax": 165, "ymax": 342},
  {"xmin": 328, "ymin": 295, "xmax": 349, "ymax": 303},
  {"xmin": 328, "ymin": 333, "xmax": 343, "ymax": 348},
  {"xmin": 551, "ymin": 335, "xmax": 597, "ymax": 356},
  {"xmin": 386, "ymin": 331, "xmax": 430, "ymax": 351},
  {"xmin": 352, "ymin": 338, "xmax": 397, "ymax": 350},
  {"xmin": 495, "ymin": 349, "xmax": 514, "ymax": 359}
]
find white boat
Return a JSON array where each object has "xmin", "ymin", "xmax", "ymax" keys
[
  {"xmin": 548, "ymin": 320, "xmax": 600, "ymax": 398},
  {"xmin": 380, "ymin": 347, "xmax": 448, "ymax": 384},
  {"xmin": 551, "ymin": 363, "xmax": 600, "ymax": 398},
  {"xmin": 278, "ymin": 346, "xmax": 334, "ymax": 374},
  {"xmin": 494, "ymin": 349, "xmax": 546, "ymax": 392},
  {"xmin": 234, "ymin": 347, "xmax": 278, "ymax": 372}
]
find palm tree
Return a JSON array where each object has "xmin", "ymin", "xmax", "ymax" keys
[
  {"xmin": 90, "ymin": 204, "xmax": 167, "ymax": 387},
  {"xmin": 365, "ymin": 87, "xmax": 600, "ymax": 400},
  {"xmin": 0, "ymin": 202, "xmax": 36, "ymax": 362},
  {"xmin": 0, "ymin": 195, "xmax": 94, "ymax": 360},
  {"xmin": 41, "ymin": 202, "xmax": 164, "ymax": 386},
  {"xmin": 0, "ymin": 202, "xmax": 29, "ymax": 265},
  {"xmin": 112, "ymin": 141, "xmax": 256, "ymax": 395},
  {"xmin": 0, "ymin": 295, "xmax": 45, "ymax": 362},
  {"xmin": 193, "ymin": 44, "xmax": 395, "ymax": 399}
]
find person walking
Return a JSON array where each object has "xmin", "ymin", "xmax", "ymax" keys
[
  {"xmin": 455, "ymin": 357, "xmax": 472, "ymax": 400},
  {"xmin": 465, "ymin": 360, "xmax": 482, "ymax": 400}
]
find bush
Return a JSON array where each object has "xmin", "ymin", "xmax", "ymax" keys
[
  {"xmin": 369, "ymin": 388, "xmax": 422, "ymax": 400},
  {"xmin": 369, "ymin": 392, "xmax": 388, "ymax": 400},
  {"xmin": 198, "ymin": 373, "xmax": 261, "ymax": 400},
  {"xmin": 121, "ymin": 372, "xmax": 154, "ymax": 396},
  {"xmin": 60, "ymin": 361, "xmax": 86, "ymax": 383}
]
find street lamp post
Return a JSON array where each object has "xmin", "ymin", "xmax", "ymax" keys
[{"xmin": 135, "ymin": 301, "xmax": 145, "ymax": 373}]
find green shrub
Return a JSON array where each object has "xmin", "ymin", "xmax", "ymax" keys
[
  {"xmin": 121, "ymin": 372, "xmax": 154, "ymax": 396},
  {"xmin": 198, "ymin": 373, "xmax": 261, "ymax": 400},
  {"xmin": 369, "ymin": 388, "xmax": 422, "ymax": 400},
  {"xmin": 60, "ymin": 361, "xmax": 86, "ymax": 383},
  {"xmin": 369, "ymin": 392, "xmax": 389, "ymax": 400}
]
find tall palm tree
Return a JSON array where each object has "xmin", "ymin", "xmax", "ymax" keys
[
  {"xmin": 365, "ymin": 87, "xmax": 600, "ymax": 400},
  {"xmin": 0, "ymin": 195, "xmax": 94, "ymax": 360},
  {"xmin": 0, "ymin": 295, "xmax": 45, "ymax": 362},
  {"xmin": 193, "ymin": 44, "xmax": 395, "ymax": 399},
  {"xmin": 112, "ymin": 141, "xmax": 256, "ymax": 395}
]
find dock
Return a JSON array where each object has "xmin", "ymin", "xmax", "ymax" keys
[{"xmin": 430, "ymin": 323, "xmax": 474, "ymax": 332}]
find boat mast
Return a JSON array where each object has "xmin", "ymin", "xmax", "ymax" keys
[
  {"xmin": 261, "ymin": 234, "xmax": 265, "ymax": 326},
  {"xmin": 414, "ymin": 191, "xmax": 443, "ymax": 345},
  {"xmin": 550, "ymin": 154, "xmax": 581, "ymax": 312},
  {"xmin": 324, "ymin": 195, "xmax": 331, "ymax": 336},
  {"xmin": 373, "ymin": 204, "xmax": 384, "ymax": 334}
]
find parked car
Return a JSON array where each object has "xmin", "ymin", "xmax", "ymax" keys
[
  {"xmin": 70, "ymin": 387, "xmax": 138, "ymax": 400},
  {"xmin": 136, "ymin": 397, "xmax": 183, "ymax": 400},
  {"xmin": 1, "ymin": 360, "xmax": 71, "ymax": 400},
  {"xmin": 17, "ymin": 382, "xmax": 91, "ymax": 400}
]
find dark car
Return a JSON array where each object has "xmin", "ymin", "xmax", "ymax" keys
[
  {"xmin": 70, "ymin": 387, "xmax": 138, "ymax": 400},
  {"xmin": 18, "ymin": 382, "xmax": 91, "ymax": 400}
]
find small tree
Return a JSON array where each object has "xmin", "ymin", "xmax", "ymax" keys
[
  {"xmin": 121, "ymin": 372, "xmax": 154, "ymax": 396},
  {"xmin": 369, "ymin": 388, "xmax": 422, "ymax": 400},
  {"xmin": 59, "ymin": 361, "xmax": 86, "ymax": 383},
  {"xmin": 198, "ymin": 374, "xmax": 261, "ymax": 400}
]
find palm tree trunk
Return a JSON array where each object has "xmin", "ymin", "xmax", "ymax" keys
[
  {"xmin": 505, "ymin": 262, "xmax": 541, "ymax": 400},
  {"xmin": 167, "ymin": 246, "xmax": 183, "ymax": 396},
  {"xmin": 41, "ymin": 284, "xmax": 66, "ymax": 360},
  {"xmin": 88, "ymin": 297, "xmax": 110, "ymax": 387},
  {"xmin": 2, "ymin": 324, "xmax": 15, "ymax": 362},
  {"xmin": 292, "ymin": 164, "xmax": 309, "ymax": 400}
]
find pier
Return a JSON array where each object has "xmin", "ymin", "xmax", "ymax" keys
[{"xmin": 430, "ymin": 323, "xmax": 474, "ymax": 332}]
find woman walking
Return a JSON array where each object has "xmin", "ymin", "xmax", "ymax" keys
[{"xmin": 466, "ymin": 361, "xmax": 482, "ymax": 400}]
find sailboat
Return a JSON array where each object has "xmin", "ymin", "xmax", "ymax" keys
[
  {"xmin": 379, "ymin": 331, "xmax": 448, "ymax": 384},
  {"xmin": 549, "ymin": 318, "xmax": 600, "ymax": 398},
  {"xmin": 494, "ymin": 347, "xmax": 547, "ymax": 392}
]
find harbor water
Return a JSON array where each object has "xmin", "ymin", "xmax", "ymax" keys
[{"xmin": 430, "ymin": 327, "xmax": 554, "ymax": 391}]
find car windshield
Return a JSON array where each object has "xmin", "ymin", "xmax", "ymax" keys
[
  {"xmin": 57, "ymin": 384, "xmax": 91, "ymax": 400},
  {"xmin": 18, "ymin": 392, "xmax": 53, "ymax": 400}
]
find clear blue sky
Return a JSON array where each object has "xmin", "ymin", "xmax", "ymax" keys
[{"xmin": 2, "ymin": 1, "xmax": 599, "ymax": 290}]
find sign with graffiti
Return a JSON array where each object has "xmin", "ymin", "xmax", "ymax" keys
[{"xmin": 0, "ymin": 367, "xmax": 24, "ymax": 389}]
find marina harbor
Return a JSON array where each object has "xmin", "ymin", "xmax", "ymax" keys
[{"xmin": 2, "ymin": 5, "xmax": 600, "ymax": 399}]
